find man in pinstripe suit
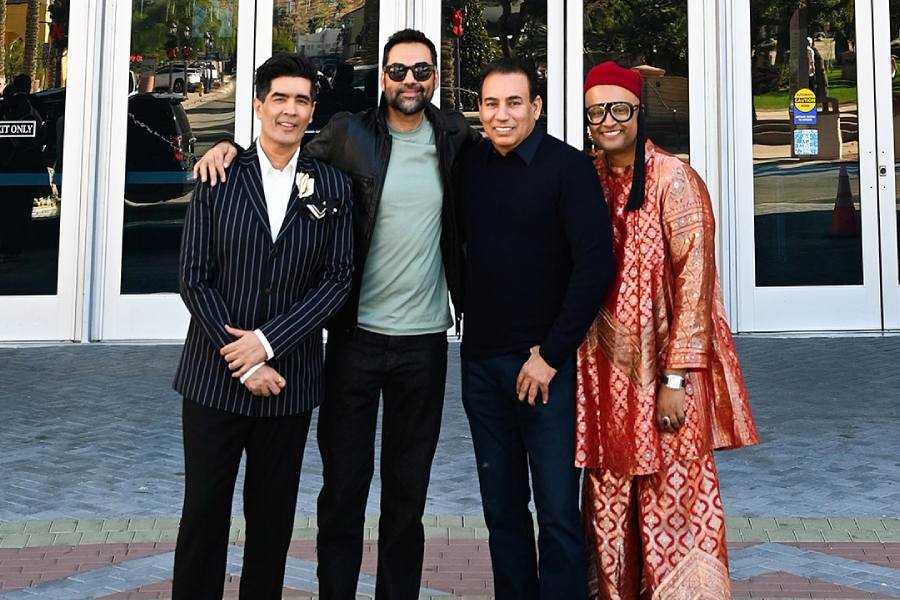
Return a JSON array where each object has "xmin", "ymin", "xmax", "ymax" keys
[{"xmin": 171, "ymin": 54, "xmax": 353, "ymax": 600}]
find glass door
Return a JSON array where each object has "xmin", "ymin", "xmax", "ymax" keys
[
  {"xmin": 734, "ymin": 0, "xmax": 887, "ymax": 331},
  {"xmin": 428, "ymin": 0, "xmax": 564, "ymax": 138},
  {"xmin": 256, "ymin": 0, "xmax": 389, "ymax": 141},
  {"xmin": 0, "ymin": 0, "xmax": 94, "ymax": 340},
  {"xmin": 94, "ymin": 0, "xmax": 253, "ymax": 340}
]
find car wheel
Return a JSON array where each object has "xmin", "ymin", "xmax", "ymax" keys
[{"xmin": 173, "ymin": 79, "xmax": 184, "ymax": 93}]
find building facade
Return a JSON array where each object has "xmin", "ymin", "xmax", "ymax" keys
[{"xmin": 1, "ymin": 0, "xmax": 898, "ymax": 342}]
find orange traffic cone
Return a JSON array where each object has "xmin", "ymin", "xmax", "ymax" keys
[{"xmin": 831, "ymin": 165, "xmax": 860, "ymax": 236}]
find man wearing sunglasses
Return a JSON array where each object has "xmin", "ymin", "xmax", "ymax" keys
[
  {"xmin": 193, "ymin": 29, "xmax": 478, "ymax": 600},
  {"xmin": 578, "ymin": 61, "xmax": 758, "ymax": 599}
]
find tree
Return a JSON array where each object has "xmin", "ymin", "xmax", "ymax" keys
[
  {"xmin": 22, "ymin": 0, "xmax": 39, "ymax": 87},
  {"xmin": 583, "ymin": 0, "xmax": 688, "ymax": 76},
  {"xmin": 442, "ymin": 0, "xmax": 500, "ymax": 111},
  {"xmin": 0, "ymin": 0, "xmax": 7, "ymax": 90}
]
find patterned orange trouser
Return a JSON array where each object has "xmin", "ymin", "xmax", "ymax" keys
[{"xmin": 582, "ymin": 453, "xmax": 732, "ymax": 600}]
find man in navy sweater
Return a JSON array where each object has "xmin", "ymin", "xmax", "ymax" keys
[{"xmin": 458, "ymin": 57, "xmax": 614, "ymax": 600}]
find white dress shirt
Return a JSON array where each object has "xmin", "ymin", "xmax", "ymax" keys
[{"xmin": 240, "ymin": 141, "xmax": 301, "ymax": 384}]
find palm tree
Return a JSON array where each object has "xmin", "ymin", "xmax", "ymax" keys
[
  {"xmin": 22, "ymin": 0, "xmax": 40, "ymax": 87},
  {"xmin": 0, "ymin": 0, "xmax": 7, "ymax": 90}
]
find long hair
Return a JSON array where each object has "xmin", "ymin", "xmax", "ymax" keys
[{"xmin": 625, "ymin": 103, "xmax": 647, "ymax": 212}]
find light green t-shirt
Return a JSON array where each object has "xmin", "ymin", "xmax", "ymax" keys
[{"xmin": 357, "ymin": 118, "xmax": 451, "ymax": 335}]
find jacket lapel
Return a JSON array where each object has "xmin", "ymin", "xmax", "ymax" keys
[
  {"xmin": 237, "ymin": 143, "xmax": 273, "ymax": 241},
  {"xmin": 274, "ymin": 162, "xmax": 303, "ymax": 244}
]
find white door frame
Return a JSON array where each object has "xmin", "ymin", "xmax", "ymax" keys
[
  {"xmin": 873, "ymin": 1, "xmax": 900, "ymax": 330},
  {"xmin": 0, "ymin": 0, "xmax": 98, "ymax": 341},
  {"xmin": 732, "ymin": 0, "xmax": 884, "ymax": 332},
  {"xmin": 94, "ymin": 0, "xmax": 257, "ymax": 340}
]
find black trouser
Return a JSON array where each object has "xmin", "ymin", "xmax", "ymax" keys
[
  {"xmin": 316, "ymin": 329, "xmax": 448, "ymax": 600},
  {"xmin": 173, "ymin": 398, "xmax": 312, "ymax": 600}
]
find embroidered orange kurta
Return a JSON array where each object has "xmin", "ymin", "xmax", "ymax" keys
[{"xmin": 576, "ymin": 141, "xmax": 759, "ymax": 477}]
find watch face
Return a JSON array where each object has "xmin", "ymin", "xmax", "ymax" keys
[{"xmin": 662, "ymin": 375, "xmax": 685, "ymax": 389}]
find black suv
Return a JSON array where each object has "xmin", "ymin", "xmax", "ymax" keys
[
  {"xmin": 125, "ymin": 93, "xmax": 196, "ymax": 203},
  {"xmin": 29, "ymin": 88, "xmax": 196, "ymax": 204}
]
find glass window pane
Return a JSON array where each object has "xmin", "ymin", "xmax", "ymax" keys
[
  {"xmin": 273, "ymin": 0, "xmax": 379, "ymax": 142},
  {"xmin": 121, "ymin": 0, "xmax": 239, "ymax": 294},
  {"xmin": 750, "ymin": 0, "xmax": 862, "ymax": 286},
  {"xmin": 0, "ymin": 0, "xmax": 66, "ymax": 295},
  {"xmin": 440, "ymin": 1, "xmax": 548, "ymax": 131},
  {"xmin": 583, "ymin": 0, "xmax": 690, "ymax": 160}
]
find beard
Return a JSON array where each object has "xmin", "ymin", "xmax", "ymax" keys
[{"xmin": 388, "ymin": 84, "xmax": 433, "ymax": 115}]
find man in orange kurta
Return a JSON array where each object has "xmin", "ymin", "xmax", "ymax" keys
[{"xmin": 577, "ymin": 61, "xmax": 759, "ymax": 599}]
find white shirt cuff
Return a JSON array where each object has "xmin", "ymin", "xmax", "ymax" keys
[
  {"xmin": 255, "ymin": 329, "xmax": 275, "ymax": 360},
  {"xmin": 240, "ymin": 362, "xmax": 266, "ymax": 384}
]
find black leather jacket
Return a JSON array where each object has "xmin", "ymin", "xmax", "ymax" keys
[{"xmin": 302, "ymin": 100, "xmax": 479, "ymax": 333}]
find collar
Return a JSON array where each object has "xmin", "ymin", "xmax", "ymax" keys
[
  {"xmin": 488, "ymin": 126, "xmax": 543, "ymax": 165},
  {"xmin": 256, "ymin": 138, "xmax": 301, "ymax": 176}
]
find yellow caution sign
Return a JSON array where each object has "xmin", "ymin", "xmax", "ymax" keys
[{"xmin": 793, "ymin": 88, "xmax": 817, "ymax": 113}]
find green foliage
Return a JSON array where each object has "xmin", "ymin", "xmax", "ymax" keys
[
  {"xmin": 751, "ymin": 0, "xmax": 854, "ymax": 43},
  {"xmin": 4, "ymin": 38, "xmax": 23, "ymax": 82},
  {"xmin": 583, "ymin": 0, "xmax": 688, "ymax": 75},
  {"xmin": 130, "ymin": 0, "xmax": 237, "ymax": 63},
  {"xmin": 444, "ymin": 0, "xmax": 501, "ymax": 111}
]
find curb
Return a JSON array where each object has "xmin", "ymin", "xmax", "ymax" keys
[{"xmin": 2, "ymin": 515, "xmax": 900, "ymax": 549}]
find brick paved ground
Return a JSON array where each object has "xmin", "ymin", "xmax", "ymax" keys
[{"xmin": 1, "ymin": 337, "xmax": 899, "ymax": 598}]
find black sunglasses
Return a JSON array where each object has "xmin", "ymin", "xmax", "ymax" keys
[
  {"xmin": 383, "ymin": 62, "xmax": 435, "ymax": 82},
  {"xmin": 586, "ymin": 102, "xmax": 641, "ymax": 124}
]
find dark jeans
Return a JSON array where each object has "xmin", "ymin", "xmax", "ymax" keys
[
  {"xmin": 316, "ymin": 329, "xmax": 448, "ymax": 600},
  {"xmin": 173, "ymin": 399, "xmax": 311, "ymax": 600},
  {"xmin": 461, "ymin": 352, "xmax": 587, "ymax": 600}
]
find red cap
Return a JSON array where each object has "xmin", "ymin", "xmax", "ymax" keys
[{"xmin": 583, "ymin": 61, "xmax": 643, "ymax": 100}]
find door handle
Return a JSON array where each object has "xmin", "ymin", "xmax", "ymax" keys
[{"xmin": 880, "ymin": 165, "xmax": 888, "ymax": 176}]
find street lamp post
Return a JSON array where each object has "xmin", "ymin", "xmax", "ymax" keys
[{"xmin": 182, "ymin": 24, "xmax": 191, "ymax": 98}]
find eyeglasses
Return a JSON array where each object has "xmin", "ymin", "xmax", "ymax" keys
[
  {"xmin": 383, "ymin": 62, "xmax": 435, "ymax": 82},
  {"xmin": 585, "ymin": 102, "xmax": 640, "ymax": 124}
]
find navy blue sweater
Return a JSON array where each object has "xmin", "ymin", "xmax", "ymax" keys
[{"xmin": 459, "ymin": 128, "xmax": 614, "ymax": 368}]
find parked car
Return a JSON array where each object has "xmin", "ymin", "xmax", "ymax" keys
[
  {"xmin": 190, "ymin": 61, "xmax": 219, "ymax": 83},
  {"xmin": 16, "ymin": 87, "xmax": 194, "ymax": 204},
  {"xmin": 153, "ymin": 63, "xmax": 202, "ymax": 93},
  {"xmin": 125, "ymin": 93, "xmax": 196, "ymax": 203}
]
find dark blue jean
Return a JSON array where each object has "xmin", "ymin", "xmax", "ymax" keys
[{"xmin": 461, "ymin": 352, "xmax": 588, "ymax": 600}]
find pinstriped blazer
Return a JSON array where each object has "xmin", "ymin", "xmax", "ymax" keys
[{"xmin": 173, "ymin": 142, "xmax": 353, "ymax": 416}]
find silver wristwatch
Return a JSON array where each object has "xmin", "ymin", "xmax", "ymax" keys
[{"xmin": 661, "ymin": 374, "xmax": 685, "ymax": 390}]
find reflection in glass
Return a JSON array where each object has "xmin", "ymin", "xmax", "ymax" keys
[
  {"xmin": 121, "ymin": 0, "xmax": 239, "ymax": 294},
  {"xmin": 273, "ymin": 0, "xmax": 379, "ymax": 142},
  {"xmin": 0, "ymin": 0, "xmax": 66, "ymax": 295},
  {"xmin": 583, "ymin": 0, "xmax": 689, "ymax": 160},
  {"xmin": 440, "ymin": 1, "xmax": 548, "ymax": 131},
  {"xmin": 893, "ymin": 1, "xmax": 900, "ymax": 283},
  {"xmin": 750, "ymin": 0, "xmax": 862, "ymax": 286}
]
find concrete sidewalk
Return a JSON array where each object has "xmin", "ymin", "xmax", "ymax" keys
[{"xmin": 1, "ymin": 337, "xmax": 899, "ymax": 598}]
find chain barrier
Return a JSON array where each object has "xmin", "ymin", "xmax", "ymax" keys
[{"xmin": 127, "ymin": 111, "xmax": 196, "ymax": 161}]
